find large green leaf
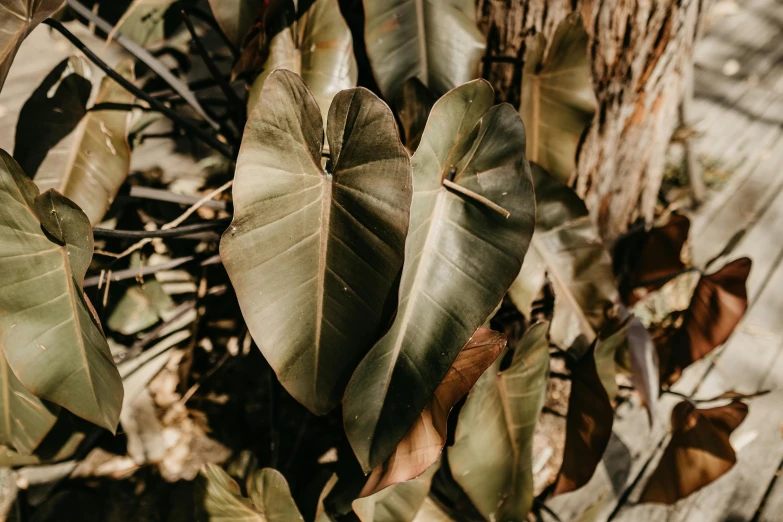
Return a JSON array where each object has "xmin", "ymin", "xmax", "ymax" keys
[
  {"xmin": 246, "ymin": 0, "xmax": 357, "ymax": 125},
  {"xmin": 208, "ymin": 0, "xmax": 264, "ymax": 46},
  {"xmin": 0, "ymin": 0, "xmax": 64, "ymax": 92},
  {"xmin": 0, "ymin": 150, "xmax": 123, "ymax": 432},
  {"xmin": 196, "ymin": 464, "xmax": 304, "ymax": 521},
  {"xmin": 34, "ymin": 60, "xmax": 135, "ymax": 225},
  {"xmin": 508, "ymin": 163, "xmax": 619, "ymax": 352},
  {"xmin": 13, "ymin": 56, "xmax": 92, "ymax": 178},
  {"xmin": 0, "ymin": 346, "xmax": 57, "ymax": 455},
  {"xmin": 363, "ymin": 0, "xmax": 485, "ymax": 99},
  {"xmin": 343, "ymin": 79, "xmax": 535, "ymax": 473},
  {"xmin": 221, "ymin": 70, "xmax": 412, "ymax": 415},
  {"xmin": 519, "ymin": 13, "xmax": 595, "ymax": 184},
  {"xmin": 449, "ymin": 322, "xmax": 549, "ymax": 522}
]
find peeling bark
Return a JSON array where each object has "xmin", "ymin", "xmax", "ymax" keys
[{"xmin": 478, "ymin": 0, "xmax": 708, "ymax": 239}]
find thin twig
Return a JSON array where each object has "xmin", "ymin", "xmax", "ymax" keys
[
  {"xmin": 178, "ymin": 353, "xmax": 230, "ymax": 406},
  {"xmin": 150, "ymin": 75, "xmax": 232, "ymax": 99},
  {"xmin": 43, "ymin": 19, "xmax": 233, "ymax": 159},
  {"xmin": 93, "ymin": 219, "xmax": 229, "ymax": 239},
  {"xmin": 84, "ymin": 254, "xmax": 221, "ymax": 287},
  {"xmin": 65, "ymin": 0, "xmax": 220, "ymax": 130},
  {"xmin": 129, "ymin": 186, "xmax": 227, "ymax": 210},
  {"xmin": 94, "ymin": 180, "xmax": 234, "ymax": 259},
  {"xmin": 662, "ymin": 389, "xmax": 770, "ymax": 404}
]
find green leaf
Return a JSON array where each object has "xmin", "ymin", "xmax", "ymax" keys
[
  {"xmin": 34, "ymin": 60, "xmax": 135, "ymax": 225},
  {"xmin": 508, "ymin": 163, "xmax": 618, "ymax": 352},
  {"xmin": 0, "ymin": 150, "xmax": 123, "ymax": 432},
  {"xmin": 221, "ymin": 70, "xmax": 412, "ymax": 415},
  {"xmin": 246, "ymin": 0, "xmax": 357, "ymax": 125},
  {"xmin": 208, "ymin": 0, "xmax": 264, "ymax": 46},
  {"xmin": 0, "ymin": 346, "xmax": 58, "ymax": 455},
  {"xmin": 0, "ymin": 412, "xmax": 86, "ymax": 467},
  {"xmin": 112, "ymin": 0, "xmax": 178, "ymax": 48},
  {"xmin": 352, "ymin": 464, "xmax": 437, "ymax": 522},
  {"xmin": 363, "ymin": 0, "xmax": 485, "ymax": 99},
  {"xmin": 248, "ymin": 468, "xmax": 305, "ymax": 522},
  {"xmin": 196, "ymin": 464, "xmax": 303, "ymax": 522},
  {"xmin": 343, "ymin": 79, "xmax": 535, "ymax": 473},
  {"xmin": 449, "ymin": 322, "xmax": 549, "ymax": 522},
  {"xmin": 13, "ymin": 56, "xmax": 92, "ymax": 178},
  {"xmin": 0, "ymin": 0, "xmax": 64, "ymax": 92},
  {"xmin": 519, "ymin": 13, "xmax": 595, "ymax": 184}
]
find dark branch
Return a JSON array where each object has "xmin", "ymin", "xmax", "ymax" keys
[{"xmin": 43, "ymin": 19, "xmax": 234, "ymax": 159}]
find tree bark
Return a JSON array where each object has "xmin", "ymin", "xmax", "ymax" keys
[{"xmin": 477, "ymin": 0, "xmax": 708, "ymax": 239}]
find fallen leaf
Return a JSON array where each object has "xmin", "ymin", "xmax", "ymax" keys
[
  {"xmin": 659, "ymin": 257, "xmax": 751, "ymax": 385},
  {"xmin": 640, "ymin": 400, "xmax": 748, "ymax": 503}
]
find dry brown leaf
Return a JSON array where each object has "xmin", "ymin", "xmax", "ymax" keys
[
  {"xmin": 640, "ymin": 400, "xmax": 748, "ymax": 503},
  {"xmin": 619, "ymin": 213, "xmax": 691, "ymax": 305},
  {"xmin": 359, "ymin": 329, "xmax": 506, "ymax": 497},
  {"xmin": 553, "ymin": 342, "xmax": 614, "ymax": 495},
  {"xmin": 659, "ymin": 257, "xmax": 751, "ymax": 385}
]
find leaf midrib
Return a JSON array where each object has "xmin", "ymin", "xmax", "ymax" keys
[{"xmin": 312, "ymin": 176, "xmax": 332, "ymax": 401}]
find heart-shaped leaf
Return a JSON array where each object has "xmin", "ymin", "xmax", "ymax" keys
[
  {"xmin": 0, "ymin": 150, "xmax": 123, "ymax": 432},
  {"xmin": 343, "ymin": 79, "xmax": 535, "ymax": 473},
  {"xmin": 449, "ymin": 322, "xmax": 549, "ymax": 522},
  {"xmin": 246, "ymin": 0, "xmax": 357, "ymax": 125},
  {"xmin": 207, "ymin": 0, "xmax": 265, "ymax": 46},
  {"xmin": 519, "ymin": 13, "xmax": 595, "ymax": 184},
  {"xmin": 640, "ymin": 400, "xmax": 748, "ymax": 504},
  {"xmin": 363, "ymin": 0, "xmax": 485, "ymax": 99},
  {"xmin": 508, "ymin": 163, "xmax": 619, "ymax": 352},
  {"xmin": 659, "ymin": 257, "xmax": 751, "ymax": 386},
  {"xmin": 553, "ymin": 322, "xmax": 624, "ymax": 495},
  {"xmin": 614, "ymin": 213, "xmax": 690, "ymax": 304},
  {"xmin": 13, "ymin": 56, "xmax": 92, "ymax": 178},
  {"xmin": 360, "ymin": 328, "xmax": 506, "ymax": 497},
  {"xmin": 0, "ymin": 346, "xmax": 58, "ymax": 455},
  {"xmin": 221, "ymin": 70, "xmax": 412, "ymax": 415},
  {"xmin": 33, "ymin": 60, "xmax": 135, "ymax": 225},
  {"xmin": 196, "ymin": 464, "xmax": 304, "ymax": 521},
  {"xmin": 0, "ymin": 0, "xmax": 64, "ymax": 92}
]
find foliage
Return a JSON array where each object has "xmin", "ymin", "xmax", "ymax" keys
[{"xmin": 0, "ymin": 3, "xmax": 755, "ymax": 522}]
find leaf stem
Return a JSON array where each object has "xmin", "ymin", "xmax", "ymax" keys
[
  {"xmin": 442, "ymin": 179, "xmax": 511, "ymax": 219},
  {"xmin": 128, "ymin": 186, "xmax": 228, "ymax": 211},
  {"xmin": 93, "ymin": 220, "xmax": 230, "ymax": 239},
  {"xmin": 83, "ymin": 254, "xmax": 221, "ymax": 287},
  {"xmin": 43, "ymin": 19, "xmax": 234, "ymax": 159}
]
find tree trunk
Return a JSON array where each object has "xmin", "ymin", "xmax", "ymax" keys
[{"xmin": 477, "ymin": 0, "xmax": 708, "ymax": 239}]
